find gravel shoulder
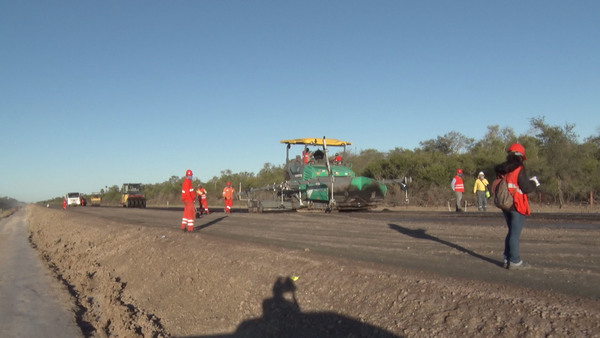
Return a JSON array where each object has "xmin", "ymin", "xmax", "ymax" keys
[{"xmin": 24, "ymin": 205, "xmax": 600, "ymax": 337}]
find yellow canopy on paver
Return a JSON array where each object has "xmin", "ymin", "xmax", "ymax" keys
[{"xmin": 280, "ymin": 138, "xmax": 352, "ymax": 147}]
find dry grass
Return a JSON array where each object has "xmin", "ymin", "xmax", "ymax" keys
[{"xmin": 0, "ymin": 208, "xmax": 17, "ymax": 219}]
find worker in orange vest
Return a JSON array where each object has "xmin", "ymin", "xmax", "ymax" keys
[
  {"xmin": 333, "ymin": 153, "xmax": 343, "ymax": 164},
  {"xmin": 451, "ymin": 168, "xmax": 465, "ymax": 212},
  {"xmin": 222, "ymin": 181, "xmax": 235, "ymax": 213},
  {"xmin": 196, "ymin": 184, "xmax": 209, "ymax": 216},
  {"xmin": 181, "ymin": 169, "xmax": 197, "ymax": 232},
  {"xmin": 62, "ymin": 198, "xmax": 67, "ymax": 210},
  {"xmin": 495, "ymin": 143, "xmax": 539, "ymax": 269},
  {"xmin": 302, "ymin": 148, "xmax": 312, "ymax": 165}
]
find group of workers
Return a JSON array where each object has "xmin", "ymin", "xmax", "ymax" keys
[
  {"xmin": 181, "ymin": 148, "xmax": 343, "ymax": 232},
  {"xmin": 302, "ymin": 147, "xmax": 343, "ymax": 165},
  {"xmin": 180, "ymin": 169, "xmax": 236, "ymax": 232},
  {"xmin": 451, "ymin": 143, "xmax": 540, "ymax": 270},
  {"xmin": 181, "ymin": 144, "xmax": 539, "ymax": 271},
  {"xmin": 451, "ymin": 168, "xmax": 490, "ymax": 212}
]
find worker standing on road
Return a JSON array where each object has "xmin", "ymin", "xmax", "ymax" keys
[
  {"xmin": 222, "ymin": 181, "xmax": 235, "ymax": 213},
  {"xmin": 196, "ymin": 184, "xmax": 209, "ymax": 215},
  {"xmin": 451, "ymin": 169, "xmax": 465, "ymax": 212},
  {"xmin": 494, "ymin": 143, "xmax": 539, "ymax": 270},
  {"xmin": 473, "ymin": 171, "xmax": 490, "ymax": 212},
  {"xmin": 62, "ymin": 198, "xmax": 67, "ymax": 210},
  {"xmin": 181, "ymin": 170, "xmax": 196, "ymax": 232}
]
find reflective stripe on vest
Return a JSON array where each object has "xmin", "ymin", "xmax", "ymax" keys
[{"xmin": 453, "ymin": 176, "xmax": 464, "ymax": 192}]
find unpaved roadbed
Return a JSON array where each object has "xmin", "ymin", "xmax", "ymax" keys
[{"xmin": 27, "ymin": 205, "xmax": 600, "ymax": 337}]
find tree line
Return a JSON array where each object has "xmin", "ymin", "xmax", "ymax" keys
[
  {"xmin": 0, "ymin": 196, "xmax": 25, "ymax": 210},
  {"xmin": 356, "ymin": 117, "xmax": 599, "ymax": 208},
  {"xmin": 46, "ymin": 117, "xmax": 599, "ymax": 209}
]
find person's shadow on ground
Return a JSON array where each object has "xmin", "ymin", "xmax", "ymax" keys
[
  {"xmin": 388, "ymin": 223, "xmax": 503, "ymax": 267},
  {"xmin": 193, "ymin": 216, "xmax": 228, "ymax": 231},
  {"xmin": 189, "ymin": 276, "xmax": 401, "ymax": 338},
  {"xmin": 232, "ymin": 276, "xmax": 400, "ymax": 337}
]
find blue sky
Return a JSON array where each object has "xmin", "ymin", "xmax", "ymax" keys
[{"xmin": 1, "ymin": 1, "xmax": 598, "ymax": 203}]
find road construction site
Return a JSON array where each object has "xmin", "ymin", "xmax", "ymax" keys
[{"xmin": 16, "ymin": 205, "xmax": 600, "ymax": 336}]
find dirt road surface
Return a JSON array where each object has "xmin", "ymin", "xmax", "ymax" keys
[
  {"xmin": 20, "ymin": 205, "xmax": 600, "ymax": 336},
  {"xmin": 0, "ymin": 210, "xmax": 81, "ymax": 337}
]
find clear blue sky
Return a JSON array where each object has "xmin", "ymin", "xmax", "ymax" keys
[{"xmin": 1, "ymin": 1, "xmax": 598, "ymax": 203}]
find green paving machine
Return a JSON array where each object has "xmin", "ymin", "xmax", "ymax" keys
[{"xmin": 246, "ymin": 137, "xmax": 388, "ymax": 212}]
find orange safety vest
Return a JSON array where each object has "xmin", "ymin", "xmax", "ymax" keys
[
  {"xmin": 453, "ymin": 175, "xmax": 464, "ymax": 192},
  {"xmin": 505, "ymin": 166, "xmax": 530, "ymax": 215},
  {"xmin": 222, "ymin": 186, "xmax": 235, "ymax": 200},
  {"xmin": 196, "ymin": 188, "xmax": 207, "ymax": 199},
  {"xmin": 181, "ymin": 178, "xmax": 196, "ymax": 202},
  {"xmin": 303, "ymin": 151, "xmax": 310, "ymax": 164}
]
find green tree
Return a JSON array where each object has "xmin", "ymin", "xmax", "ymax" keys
[
  {"xmin": 530, "ymin": 117, "xmax": 578, "ymax": 207},
  {"xmin": 419, "ymin": 131, "xmax": 475, "ymax": 155},
  {"xmin": 255, "ymin": 163, "xmax": 285, "ymax": 187},
  {"xmin": 345, "ymin": 149, "xmax": 385, "ymax": 174},
  {"xmin": 102, "ymin": 185, "xmax": 121, "ymax": 205},
  {"xmin": 85, "ymin": 120, "xmax": 598, "ymax": 208},
  {"xmin": 470, "ymin": 125, "xmax": 516, "ymax": 176},
  {"xmin": 576, "ymin": 134, "xmax": 600, "ymax": 204}
]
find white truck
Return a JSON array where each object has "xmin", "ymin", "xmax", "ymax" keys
[{"xmin": 66, "ymin": 192, "xmax": 82, "ymax": 207}]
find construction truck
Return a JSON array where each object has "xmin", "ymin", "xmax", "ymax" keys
[
  {"xmin": 90, "ymin": 193, "xmax": 102, "ymax": 206},
  {"xmin": 121, "ymin": 183, "xmax": 146, "ymax": 208},
  {"xmin": 66, "ymin": 192, "xmax": 82, "ymax": 207}
]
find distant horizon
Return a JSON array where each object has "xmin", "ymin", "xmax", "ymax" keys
[{"xmin": 7, "ymin": 120, "xmax": 597, "ymax": 204}]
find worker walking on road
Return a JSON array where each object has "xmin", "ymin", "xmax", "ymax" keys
[
  {"xmin": 473, "ymin": 171, "xmax": 490, "ymax": 212},
  {"xmin": 222, "ymin": 181, "xmax": 235, "ymax": 213},
  {"xmin": 181, "ymin": 170, "xmax": 196, "ymax": 232},
  {"xmin": 196, "ymin": 184, "xmax": 209, "ymax": 215},
  {"xmin": 451, "ymin": 169, "xmax": 465, "ymax": 212}
]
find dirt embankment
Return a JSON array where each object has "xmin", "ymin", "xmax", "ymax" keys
[
  {"xmin": 27, "ymin": 205, "xmax": 600, "ymax": 337},
  {"xmin": 1, "ymin": 208, "xmax": 18, "ymax": 219}
]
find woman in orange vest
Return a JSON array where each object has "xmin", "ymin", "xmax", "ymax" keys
[
  {"xmin": 451, "ymin": 169, "xmax": 465, "ymax": 212},
  {"xmin": 222, "ymin": 182, "xmax": 235, "ymax": 213},
  {"xmin": 494, "ymin": 143, "xmax": 540, "ymax": 270}
]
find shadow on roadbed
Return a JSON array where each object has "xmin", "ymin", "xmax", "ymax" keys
[{"xmin": 182, "ymin": 277, "xmax": 399, "ymax": 338}]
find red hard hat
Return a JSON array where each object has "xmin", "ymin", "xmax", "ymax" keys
[
  {"xmin": 457, "ymin": 168, "xmax": 463, "ymax": 174},
  {"xmin": 507, "ymin": 143, "xmax": 527, "ymax": 160},
  {"xmin": 227, "ymin": 181, "xmax": 231, "ymax": 186},
  {"xmin": 186, "ymin": 169, "xmax": 193, "ymax": 176}
]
